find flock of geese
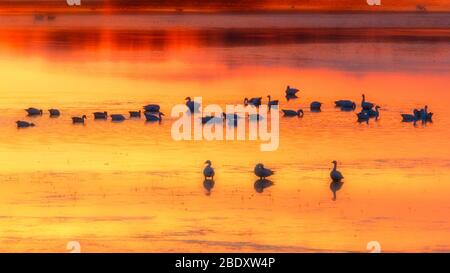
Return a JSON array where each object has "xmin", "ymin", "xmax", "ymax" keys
[
  {"xmin": 15, "ymin": 85, "xmax": 433, "ymax": 128},
  {"xmin": 13, "ymin": 85, "xmax": 434, "ymax": 200}
]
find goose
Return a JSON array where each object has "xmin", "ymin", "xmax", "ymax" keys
[
  {"xmin": 401, "ymin": 114, "xmax": 417, "ymax": 122},
  {"xmin": 25, "ymin": 108, "xmax": 43, "ymax": 116},
  {"xmin": 244, "ymin": 97, "xmax": 262, "ymax": 108},
  {"xmin": 335, "ymin": 100, "xmax": 356, "ymax": 110},
  {"xmin": 48, "ymin": 109, "xmax": 60, "ymax": 116},
  {"xmin": 254, "ymin": 163, "xmax": 274, "ymax": 180},
  {"xmin": 72, "ymin": 115, "xmax": 87, "ymax": 124},
  {"xmin": 129, "ymin": 110, "xmax": 141, "ymax": 118},
  {"xmin": 145, "ymin": 112, "xmax": 164, "ymax": 122},
  {"xmin": 16, "ymin": 120, "xmax": 35, "ymax": 128},
  {"xmin": 267, "ymin": 95, "xmax": 279, "ymax": 110},
  {"xmin": 143, "ymin": 104, "xmax": 160, "ymax": 113},
  {"xmin": 111, "ymin": 114, "xmax": 126, "ymax": 122},
  {"xmin": 282, "ymin": 109, "xmax": 303, "ymax": 117},
  {"xmin": 330, "ymin": 160, "xmax": 344, "ymax": 182},
  {"xmin": 310, "ymin": 101, "xmax": 322, "ymax": 112},
  {"xmin": 356, "ymin": 111, "xmax": 369, "ymax": 124},
  {"xmin": 185, "ymin": 97, "xmax": 201, "ymax": 113},
  {"xmin": 203, "ymin": 160, "xmax": 215, "ymax": 180},
  {"xmin": 225, "ymin": 113, "xmax": 241, "ymax": 127},
  {"xmin": 93, "ymin": 111, "xmax": 108, "ymax": 119},
  {"xmin": 421, "ymin": 105, "xmax": 429, "ymax": 121},
  {"xmin": 366, "ymin": 105, "xmax": 380, "ymax": 120},
  {"xmin": 285, "ymin": 85, "xmax": 299, "ymax": 96},
  {"xmin": 426, "ymin": 112, "xmax": 433, "ymax": 122},
  {"xmin": 361, "ymin": 94, "xmax": 374, "ymax": 110}
]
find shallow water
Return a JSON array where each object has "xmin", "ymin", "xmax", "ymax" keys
[{"xmin": 0, "ymin": 13, "xmax": 449, "ymax": 252}]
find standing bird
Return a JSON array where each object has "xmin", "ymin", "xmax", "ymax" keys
[
  {"xmin": 203, "ymin": 160, "xmax": 215, "ymax": 180},
  {"xmin": 16, "ymin": 121, "xmax": 35, "ymax": 128},
  {"xmin": 25, "ymin": 108, "xmax": 43, "ymax": 116},
  {"xmin": 185, "ymin": 97, "xmax": 201, "ymax": 113},
  {"xmin": 285, "ymin": 85, "xmax": 299, "ymax": 96},
  {"xmin": 72, "ymin": 115, "xmax": 87, "ymax": 124},
  {"xmin": 330, "ymin": 160, "xmax": 344, "ymax": 182},
  {"xmin": 93, "ymin": 111, "xmax": 108, "ymax": 119},
  {"xmin": 267, "ymin": 95, "xmax": 279, "ymax": 111},
  {"xmin": 145, "ymin": 112, "xmax": 164, "ymax": 122},
  {"xmin": 282, "ymin": 109, "xmax": 304, "ymax": 117},
  {"xmin": 361, "ymin": 94, "xmax": 374, "ymax": 110},
  {"xmin": 356, "ymin": 111, "xmax": 370, "ymax": 124},
  {"xmin": 254, "ymin": 163, "xmax": 274, "ymax": 180},
  {"xmin": 366, "ymin": 105, "xmax": 380, "ymax": 120}
]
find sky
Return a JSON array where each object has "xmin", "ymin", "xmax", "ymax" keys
[{"xmin": 0, "ymin": 0, "xmax": 449, "ymax": 13}]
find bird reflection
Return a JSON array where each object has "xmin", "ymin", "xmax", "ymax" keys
[
  {"xmin": 254, "ymin": 179, "xmax": 274, "ymax": 193},
  {"xmin": 329, "ymin": 181, "xmax": 344, "ymax": 201},
  {"xmin": 285, "ymin": 94, "xmax": 298, "ymax": 101},
  {"xmin": 203, "ymin": 179, "xmax": 215, "ymax": 196}
]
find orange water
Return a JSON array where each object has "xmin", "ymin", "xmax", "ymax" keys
[{"xmin": 0, "ymin": 14, "xmax": 449, "ymax": 252}]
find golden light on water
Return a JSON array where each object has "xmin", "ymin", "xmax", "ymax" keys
[{"xmin": 0, "ymin": 13, "xmax": 449, "ymax": 252}]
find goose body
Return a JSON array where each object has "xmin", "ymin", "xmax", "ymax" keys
[
  {"xmin": 16, "ymin": 120, "xmax": 35, "ymax": 128},
  {"xmin": 72, "ymin": 115, "xmax": 87, "ymax": 124},
  {"xmin": 248, "ymin": 114, "xmax": 264, "ymax": 121},
  {"xmin": 244, "ymin": 97, "xmax": 262, "ymax": 108},
  {"xmin": 225, "ymin": 113, "xmax": 241, "ymax": 127},
  {"xmin": 285, "ymin": 86, "xmax": 299, "ymax": 96},
  {"xmin": 282, "ymin": 109, "xmax": 303, "ymax": 117},
  {"xmin": 143, "ymin": 104, "xmax": 160, "ymax": 113},
  {"xmin": 111, "ymin": 114, "xmax": 126, "ymax": 122},
  {"xmin": 330, "ymin": 161, "xmax": 344, "ymax": 182},
  {"xmin": 310, "ymin": 101, "xmax": 322, "ymax": 111},
  {"xmin": 203, "ymin": 160, "xmax": 215, "ymax": 179},
  {"xmin": 365, "ymin": 106, "xmax": 380, "ymax": 120},
  {"xmin": 93, "ymin": 112, "xmax": 108, "ymax": 119},
  {"xmin": 267, "ymin": 95, "xmax": 279, "ymax": 110},
  {"xmin": 129, "ymin": 111, "xmax": 141, "ymax": 118},
  {"xmin": 401, "ymin": 114, "xmax": 417, "ymax": 122},
  {"xmin": 25, "ymin": 108, "xmax": 43, "ymax": 116},
  {"xmin": 48, "ymin": 109, "xmax": 60, "ymax": 116},
  {"xmin": 145, "ymin": 112, "xmax": 164, "ymax": 122},
  {"xmin": 361, "ymin": 94, "xmax": 374, "ymax": 110},
  {"xmin": 202, "ymin": 115, "xmax": 224, "ymax": 125},
  {"xmin": 356, "ymin": 111, "xmax": 369, "ymax": 123},
  {"xmin": 254, "ymin": 163, "xmax": 274, "ymax": 179},
  {"xmin": 335, "ymin": 100, "xmax": 356, "ymax": 110}
]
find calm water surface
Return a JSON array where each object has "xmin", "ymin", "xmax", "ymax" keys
[{"xmin": 0, "ymin": 14, "xmax": 449, "ymax": 252}]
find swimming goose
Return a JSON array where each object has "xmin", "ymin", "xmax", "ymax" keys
[
  {"xmin": 267, "ymin": 95, "xmax": 279, "ymax": 110},
  {"xmin": 185, "ymin": 97, "xmax": 201, "ymax": 113},
  {"xmin": 25, "ymin": 108, "xmax": 43, "ymax": 116},
  {"xmin": 401, "ymin": 114, "xmax": 417, "ymax": 122},
  {"xmin": 335, "ymin": 100, "xmax": 356, "ymax": 110},
  {"xmin": 111, "ymin": 114, "xmax": 126, "ymax": 122},
  {"xmin": 16, "ymin": 120, "xmax": 35, "ymax": 128},
  {"xmin": 330, "ymin": 160, "xmax": 344, "ymax": 182},
  {"xmin": 93, "ymin": 111, "xmax": 108, "ymax": 119},
  {"xmin": 244, "ymin": 97, "xmax": 262, "ymax": 108},
  {"xmin": 356, "ymin": 111, "xmax": 369, "ymax": 124},
  {"xmin": 203, "ymin": 160, "xmax": 215, "ymax": 180},
  {"xmin": 202, "ymin": 114, "xmax": 224, "ymax": 125},
  {"xmin": 254, "ymin": 163, "xmax": 274, "ymax": 180},
  {"xmin": 48, "ymin": 109, "xmax": 60, "ymax": 116},
  {"xmin": 310, "ymin": 101, "xmax": 322, "ymax": 112},
  {"xmin": 145, "ymin": 112, "xmax": 164, "ymax": 122},
  {"xmin": 361, "ymin": 94, "xmax": 374, "ymax": 110},
  {"xmin": 143, "ymin": 104, "xmax": 160, "ymax": 113},
  {"xmin": 282, "ymin": 109, "xmax": 303, "ymax": 117},
  {"xmin": 129, "ymin": 110, "xmax": 141, "ymax": 118},
  {"xmin": 285, "ymin": 85, "xmax": 299, "ymax": 96},
  {"xmin": 72, "ymin": 115, "xmax": 87, "ymax": 124}
]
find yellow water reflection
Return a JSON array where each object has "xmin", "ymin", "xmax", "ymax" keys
[{"xmin": 0, "ymin": 14, "xmax": 449, "ymax": 252}]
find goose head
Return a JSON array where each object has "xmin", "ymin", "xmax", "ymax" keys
[
  {"xmin": 185, "ymin": 97, "xmax": 191, "ymax": 102},
  {"xmin": 159, "ymin": 112, "xmax": 165, "ymax": 118},
  {"xmin": 82, "ymin": 115, "xmax": 87, "ymax": 119},
  {"xmin": 297, "ymin": 109, "xmax": 304, "ymax": 117},
  {"xmin": 204, "ymin": 160, "xmax": 212, "ymax": 166},
  {"xmin": 244, "ymin": 98, "xmax": 249, "ymax": 105}
]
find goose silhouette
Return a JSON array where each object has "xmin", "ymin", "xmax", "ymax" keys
[
  {"xmin": 361, "ymin": 94, "xmax": 374, "ymax": 110},
  {"xmin": 72, "ymin": 115, "xmax": 87, "ymax": 124},
  {"xmin": 145, "ymin": 112, "xmax": 164, "ymax": 122},
  {"xmin": 330, "ymin": 160, "xmax": 344, "ymax": 182},
  {"xmin": 48, "ymin": 109, "xmax": 60, "ymax": 117},
  {"xmin": 203, "ymin": 160, "xmax": 215, "ymax": 180},
  {"xmin": 93, "ymin": 112, "xmax": 108, "ymax": 119},
  {"xmin": 111, "ymin": 114, "xmax": 126, "ymax": 122},
  {"xmin": 254, "ymin": 163, "xmax": 274, "ymax": 180},
  {"xmin": 185, "ymin": 97, "xmax": 201, "ymax": 113},
  {"xmin": 310, "ymin": 101, "xmax": 322, "ymax": 112},
  {"xmin": 143, "ymin": 104, "xmax": 160, "ymax": 113},
  {"xmin": 244, "ymin": 97, "xmax": 262, "ymax": 108},
  {"xmin": 285, "ymin": 85, "xmax": 299, "ymax": 96},
  {"xmin": 282, "ymin": 109, "xmax": 303, "ymax": 117},
  {"xmin": 129, "ymin": 110, "xmax": 141, "ymax": 118},
  {"xmin": 16, "ymin": 120, "xmax": 35, "ymax": 128},
  {"xmin": 267, "ymin": 95, "xmax": 279, "ymax": 111},
  {"xmin": 25, "ymin": 108, "xmax": 42, "ymax": 116}
]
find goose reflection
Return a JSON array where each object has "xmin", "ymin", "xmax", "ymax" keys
[
  {"xmin": 285, "ymin": 94, "xmax": 298, "ymax": 101},
  {"xmin": 203, "ymin": 179, "xmax": 215, "ymax": 196},
  {"xmin": 254, "ymin": 179, "xmax": 274, "ymax": 193},
  {"xmin": 329, "ymin": 181, "xmax": 344, "ymax": 201}
]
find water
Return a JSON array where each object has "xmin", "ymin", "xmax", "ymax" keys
[{"xmin": 0, "ymin": 13, "xmax": 449, "ymax": 252}]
